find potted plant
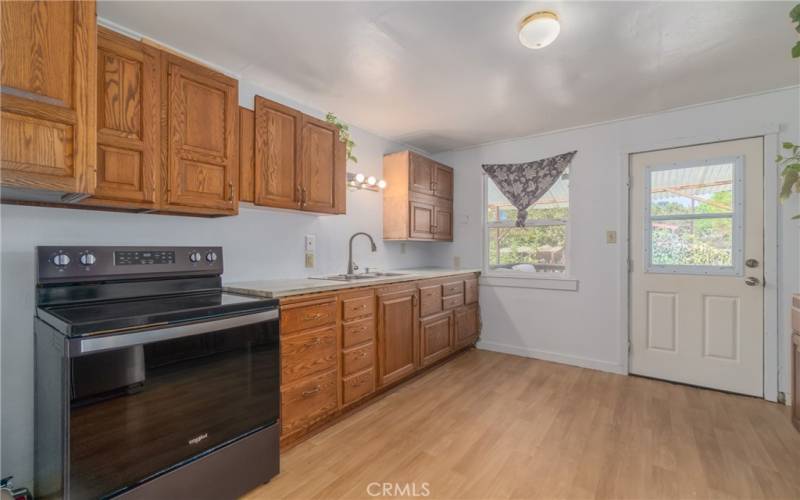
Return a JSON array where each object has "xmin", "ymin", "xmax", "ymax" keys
[{"xmin": 325, "ymin": 112, "xmax": 357, "ymax": 164}]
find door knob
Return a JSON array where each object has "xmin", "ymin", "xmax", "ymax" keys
[
  {"xmin": 744, "ymin": 277, "xmax": 761, "ymax": 287},
  {"xmin": 745, "ymin": 259, "xmax": 759, "ymax": 268}
]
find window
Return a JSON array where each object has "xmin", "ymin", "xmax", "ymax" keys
[
  {"xmin": 485, "ymin": 169, "xmax": 569, "ymax": 274},
  {"xmin": 645, "ymin": 156, "xmax": 743, "ymax": 275}
]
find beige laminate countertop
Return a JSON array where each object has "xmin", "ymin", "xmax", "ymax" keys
[{"xmin": 224, "ymin": 268, "xmax": 481, "ymax": 299}]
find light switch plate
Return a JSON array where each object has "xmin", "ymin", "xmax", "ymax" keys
[
  {"xmin": 606, "ymin": 230, "xmax": 617, "ymax": 244},
  {"xmin": 304, "ymin": 234, "xmax": 316, "ymax": 253}
]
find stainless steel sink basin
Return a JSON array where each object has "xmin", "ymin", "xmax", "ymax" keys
[{"xmin": 310, "ymin": 272, "xmax": 406, "ymax": 281}]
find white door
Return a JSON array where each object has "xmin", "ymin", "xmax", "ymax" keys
[{"xmin": 629, "ymin": 137, "xmax": 764, "ymax": 396}]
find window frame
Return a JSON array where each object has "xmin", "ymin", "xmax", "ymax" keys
[
  {"xmin": 482, "ymin": 172, "xmax": 572, "ymax": 279},
  {"xmin": 643, "ymin": 155, "xmax": 745, "ymax": 276}
]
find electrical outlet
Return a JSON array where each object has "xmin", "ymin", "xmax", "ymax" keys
[
  {"xmin": 304, "ymin": 252, "xmax": 315, "ymax": 268},
  {"xmin": 606, "ymin": 230, "xmax": 617, "ymax": 244},
  {"xmin": 304, "ymin": 234, "xmax": 316, "ymax": 253}
]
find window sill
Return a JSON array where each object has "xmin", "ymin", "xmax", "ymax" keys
[{"xmin": 480, "ymin": 272, "xmax": 579, "ymax": 291}]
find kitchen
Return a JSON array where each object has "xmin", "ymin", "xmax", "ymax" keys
[{"xmin": 2, "ymin": 1, "xmax": 800, "ymax": 499}]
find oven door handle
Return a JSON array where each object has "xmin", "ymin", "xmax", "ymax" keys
[{"xmin": 71, "ymin": 309, "xmax": 279, "ymax": 357}]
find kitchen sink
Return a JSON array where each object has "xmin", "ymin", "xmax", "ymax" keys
[{"xmin": 310, "ymin": 272, "xmax": 407, "ymax": 281}]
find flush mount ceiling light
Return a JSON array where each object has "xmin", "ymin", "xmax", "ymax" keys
[{"xmin": 518, "ymin": 11, "xmax": 560, "ymax": 49}]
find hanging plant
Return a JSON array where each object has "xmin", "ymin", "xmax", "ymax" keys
[
  {"xmin": 325, "ymin": 112, "xmax": 357, "ymax": 164},
  {"xmin": 777, "ymin": 142, "xmax": 800, "ymax": 219}
]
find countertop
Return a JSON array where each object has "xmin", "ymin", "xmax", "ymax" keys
[{"xmin": 224, "ymin": 268, "xmax": 481, "ymax": 299}]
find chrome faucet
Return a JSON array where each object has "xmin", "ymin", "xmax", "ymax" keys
[{"xmin": 347, "ymin": 232, "xmax": 377, "ymax": 275}]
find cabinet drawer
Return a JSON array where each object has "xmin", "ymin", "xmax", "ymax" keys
[
  {"xmin": 443, "ymin": 281, "xmax": 463, "ymax": 297},
  {"xmin": 464, "ymin": 278, "xmax": 478, "ymax": 304},
  {"xmin": 343, "ymin": 368, "xmax": 375, "ymax": 406},
  {"xmin": 419, "ymin": 283, "xmax": 442, "ymax": 318},
  {"xmin": 281, "ymin": 369, "xmax": 338, "ymax": 436},
  {"xmin": 282, "ymin": 298, "xmax": 337, "ymax": 334},
  {"xmin": 343, "ymin": 317, "xmax": 374, "ymax": 348},
  {"xmin": 281, "ymin": 326, "xmax": 337, "ymax": 385},
  {"xmin": 342, "ymin": 294, "xmax": 374, "ymax": 321},
  {"xmin": 443, "ymin": 294, "xmax": 464, "ymax": 310},
  {"xmin": 343, "ymin": 342, "xmax": 374, "ymax": 376}
]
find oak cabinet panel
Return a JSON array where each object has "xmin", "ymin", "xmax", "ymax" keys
[
  {"xmin": 377, "ymin": 287, "xmax": 418, "ymax": 386},
  {"xmin": 383, "ymin": 151, "xmax": 454, "ymax": 241},
  {"xmin": 342, "ymin": 368, "xmax": 375, "ymax": 406},
  {"xmin": 420, "ymin": 311, "xmax": 453, "ymax": 367},
  {"xmin": 343, "ymin": 318, "xmax": 375, "ymax": 348},
  {"xmin": 254, "ymin": 96, "xmax": 301, "ymax": 209},
  {"xmin": 343, "ymin": 342, "xmax": 375, "ymax": 376},
  {"xmin": 455, "ymin": 303, "xmax": 480, "ymax": 349},
  {"xmin": 163, "ymin": 54, "xmax": 238, "ymax": 215},
  {"xmin": 409, "ymin": 200, "xmax": 435, "ymax": 239},
  {"xmin": 465, "ymin": 278, "xmax": 479, "ymax": 304},
  {"xmin": 85, "ymin": 28, "xmax": 159, "ymax": 208},
  {"xmin": 281, "ymin": 296, "xmax": 337, "ymax": 334},
  {"xmin": 1, "ymin": 0, "xmax": 96, "ymax": 200},
  {"xmin": 300, "ymin": 115, "xmax": 345, "ymax": 214},
  {"xmin": 419, "ymin": 282, "xmax": 443, "ymax": 319},
  {"xmin": 238, "ymin": 107, "xmax": 255, "ymax": 203},
  {"xmin": 281, "ymin": 325, "xmax": 337, "ymax": 385},
  {"xmin": 409, "ymin": 153, "xmax": 435, "ymax": 196},
  {"xmin": 281, "ymin": 369, "xmax": 338, "ymax": 437}
]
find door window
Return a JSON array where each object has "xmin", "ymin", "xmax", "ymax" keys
[{"xmin": 645, "ymin": 157, "xmax": 744, "ymax": 275}]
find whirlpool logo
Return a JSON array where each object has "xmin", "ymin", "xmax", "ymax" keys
[
  {"xmin": 367, "ymin": 482, "xmax": 431, "ymax": 497},
  {"xmin": 188, "ymin": 433, "xmax": 208, "ymax": 445}
]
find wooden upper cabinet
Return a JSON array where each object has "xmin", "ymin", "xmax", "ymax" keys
[
  {"xmin": 377, "ymin": 286, "xmax": 418, "ymax": 387},
  {"xmin": 433, "ymin": 164, "xmax": 453, "ymax": 200},
  {"xmin": 383, "ymin": 151, "xmax": 454, "ymax": 241},
  {"xmin": 84, "ymin": 28, "xmax": 159, "ymax": 209},
  {"xmin": 249, "ymin": 96, "xmax": 345, "ymax": 214},
  {"xmin": 409, "ymin": 153, "xmax": 435, "ymax": 196},
  {"xmin": 162, "ymin": 53, "xmax": 238, "ymax": 215},
  {"xmin": 300, "ymin": 115, "xmax": 345, "ymax": 214},
  {"xmin": 254, "ymin": 96, "xmax": 301, "ymax": 210},
  {"xmin": 0, "ymin": 0, "xmax": 97, "ymax": 201}
]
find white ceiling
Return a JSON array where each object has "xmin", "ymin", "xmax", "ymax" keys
[{"xmin": 99, "ymin": 1, "xmax": 800, "ymax": 154}]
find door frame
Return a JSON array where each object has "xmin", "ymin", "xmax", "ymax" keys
[{"xmin": 619, "ymin": 126, "xmax": 780, "ymax": 401}]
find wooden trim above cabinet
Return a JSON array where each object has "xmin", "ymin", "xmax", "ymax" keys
[{"xmin": 239, "ymin": 107, "xmax": 255, "ymax": 203}]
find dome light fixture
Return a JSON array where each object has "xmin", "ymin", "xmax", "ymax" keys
[{"xmin": 518, "ymin": 11, "xmax": 560, "ymax": 50}]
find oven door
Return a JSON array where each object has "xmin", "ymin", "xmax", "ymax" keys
[{"xmin": 67, "ymin": 309, "xmax": 279, "ymax": 499}]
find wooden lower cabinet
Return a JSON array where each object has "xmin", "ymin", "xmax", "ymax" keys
[
  {"xmin": 278, "ymin": 273, "xmax": 479, "ymax": 446},
  {"xmin": 377, "ymin": 285, "xmax": 419, "ymax": 387},
  {"xmin": 792, "ymin": 295, "xmax": 799, "ymax": 432},
  {"xmin": 420, "ymin": 311, "xmax": 453, "ymax": 367}
]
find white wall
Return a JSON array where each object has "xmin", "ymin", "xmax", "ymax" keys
[
  {"xmin": 432, "ymin": 87, "xmax": 800, "ymax": 386},
  {"xmin": 0, "ymin": 45, "xmax": 435, "ymax": 488}
]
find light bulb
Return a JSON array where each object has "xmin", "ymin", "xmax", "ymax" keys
[
  {"xmin": 377, "ymin": 179, "xmax": 387, "ymax": 189},
  {"xmin": 366, "ymin": 176, "xmax": 377, "ymax": 186},
  {"xmin": 354, "ymin": 173, "xmax": 365, "ymax": 183}
]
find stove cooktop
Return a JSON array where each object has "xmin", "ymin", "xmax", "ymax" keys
[{"xmin": 38, "ymin": 291, "xmax": 277, "ymax": 337}]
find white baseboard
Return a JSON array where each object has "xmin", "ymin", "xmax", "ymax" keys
[{"xmin": 476, "ymin": 340, "xmax": 627, "ymax": 375}]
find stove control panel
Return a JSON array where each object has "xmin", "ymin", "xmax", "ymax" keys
[{"xmin": 36, "ymin": 246, "xmax": 224, "ymax": 283}]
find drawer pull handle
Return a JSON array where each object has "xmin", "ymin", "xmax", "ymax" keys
[
  {"xmin": 358, "ymin": 351, "xmax": 368, "ymax": 358},
  {"xmin": 352, "ymin": 379, "xmax": 366, "ymax": 387},
  {"xmin": 303, "ymin": 312, "xmax": 324, "ymax": 321},
  {"xmin": 304, "ymin": 338, "xmax": 322, "ymax": 347},
  {"xmin": 302, "ymin": 386, "xmax": 321, "ymax": 397}
]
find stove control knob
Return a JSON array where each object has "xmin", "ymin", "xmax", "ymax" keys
[
  {"xmin": 52, "ymin": 253, "xmax": 71, "ymax": 267},
  {"xmin": 80, "ymin": 252, "xmax": 97, "ymax": 266},
  {"xmin": 189, "ymin": 251, "xmax": 202, "ymax": 263},
  {"xmin": 206, "ymin": 251, "xmax": 218, "ymax": 263}
]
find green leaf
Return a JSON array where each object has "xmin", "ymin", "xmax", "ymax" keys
[
  {"xmin": 782, "ymin": 142, "xmax": 795, "ymax": 149},
  {"xmin": 785, "ymin": 163, "xmax": 800, "ymax": 172},
  {"xmin": 792, "ymin": 214, "xmax": 800, "ymax": 220},
  {"xmin": 777, "ymin": 155, "xmax": 784, "ymax": 162},
  {"xmin": 791, "ymin": 3, "xmax": 800, "ymax": 22},
  {"xmin": 781, "ymin": 170, "xmax": 799, "ymax": 200},
  {"xmin": 793, "ymin": 41, "xmax": 800, "ymax": 59}
]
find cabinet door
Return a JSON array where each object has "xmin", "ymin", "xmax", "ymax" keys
[
  {"xmin": 164, "ymin": 55, "xmax": 238, "ymax": 214},
  {"xmin": 433, "ymin": 164, "xmax": 453, "ymax": 200},
  {"xmin": 1, "ymin": 0, "xmax": 96, "ymax": 198},
  {"xmin": 238, "ymin": 107, "xmax": 255, "ymax": 203},
  {"xmin": 300, "ymin": 115, "xmax": 345, "ymax": 214},
  {"xmin": 87, "ymin": 28, "xmax": 159, "ymax": 208},
  {"xmin": 409, "ymin": 153, "xmax": 434, "ymax": 195},
  {"xmin": 454, "ymin": 303, "xmax": 480, "ymax": 348},
  {"xmin": 409, "ymin": 200, "xmax": 435, "ymax": 239},
  {"xmin": 254, "ymin": 96, "xmax": 301, "ymax": 209},
  {"xmin": 420, "ymin": 312, "xmax": 453, "ymax": 367},
  {"xmin": 377, "ymin": 288, "xmax": 418, "ymax": 386},
  {"xmin": 433, "ymin": 204, "xmax": 453, "ymax": 241}
]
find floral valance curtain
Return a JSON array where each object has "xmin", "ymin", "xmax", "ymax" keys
[{"xmin": 482, "ymin": 151, "xmax": 577, "ymax": 227}]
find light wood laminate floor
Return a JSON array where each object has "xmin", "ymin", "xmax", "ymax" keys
[{"xmin": 244, "ymin": 349, "xmax": 800, "ymax": 499}]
